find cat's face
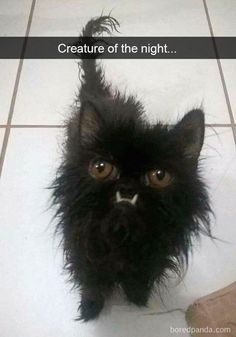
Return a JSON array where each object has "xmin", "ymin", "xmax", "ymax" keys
[{"xmin": 65, "ymin": 98, "xmax": 208, "ymax": 253}]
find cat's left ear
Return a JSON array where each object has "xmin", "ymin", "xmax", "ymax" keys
[
  {"xmin": 78, "ymin": 101, "xmax": 102, "ymax": 145},
  {"xmin": 173, "ymin": 109, "xmax": 205, "ymax": 160}
]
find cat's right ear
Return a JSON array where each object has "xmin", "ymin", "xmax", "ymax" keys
[
  {"xmin": 173, "ymin": 109, "xmax": 205, "ymax": 161},
  {"xmin": 78, "ymin": 101, "xmax": 102, "ymax": 145}
]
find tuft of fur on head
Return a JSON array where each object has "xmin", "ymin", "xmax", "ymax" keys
[{"xmin": 51, "ymin": 15, "xmax": 212, "ymax": 321}]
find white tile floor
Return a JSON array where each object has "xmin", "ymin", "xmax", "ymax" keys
[
  {"xmin": 0, "ymin": 60, "xmax": 19, "ymax": 124},
  {"xmin": 0, "ymin": 0, "xmax": 32, "ymax": 36},
  {"xmin": 0, "ymin": 1, "xmax": 236, "ymax": 337}
]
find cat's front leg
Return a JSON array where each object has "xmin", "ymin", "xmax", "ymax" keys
[
  {"xmin": 77, "ymin": 262, "xmax": 114, "ymax": 322},
  {"xmin": 78, "ymin": 286, "xmax": 105, "ymax": 321},
  {"xmin": 121, "ymin": 277, "xmax": 152, "ymax": 307}
]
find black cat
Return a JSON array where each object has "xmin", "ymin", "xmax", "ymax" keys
[{"xmin": 52, "ymin": 15, "xmax": 211, "ymax": 321}]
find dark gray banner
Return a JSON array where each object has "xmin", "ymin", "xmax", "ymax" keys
[{"xmin": 0, "ymin": 37, "xmax": 235, "ymax": 59}]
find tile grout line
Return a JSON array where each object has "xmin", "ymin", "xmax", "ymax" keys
[
  {"xmin": 0, "ymin": 124, "xmax": 235, "ymax": 129},
  {"xmin": 0, "ymin": 125, "xmax": 65, "ymax": 128},
  {"xmin": 203, "ymin": 0, "xmax": 236, "ymax": 147},
  {"xmin": 0, "ymin": 0, "xmax": 37, "ymax": 178}
]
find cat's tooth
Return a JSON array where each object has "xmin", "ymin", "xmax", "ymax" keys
[
  {"xmin": 131, "ymin": 193, "xmax": 138, "ymax": 205},
  {"xmin": 116, "ymin": 191, "xmax": 121, "ymax": 202}
]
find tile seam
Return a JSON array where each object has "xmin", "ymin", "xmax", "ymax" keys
[{"xmin": 0, "ymin": 124, "xmax": 235, "ymax": 129}]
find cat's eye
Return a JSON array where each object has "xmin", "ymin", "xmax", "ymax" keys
[
  {"xmin": 145, "ymin": 169, "xmax": 172, "ymax": 189},
  {"xmin": 89, "ymin": 159, "xmax": 119, "ymax": 181}
]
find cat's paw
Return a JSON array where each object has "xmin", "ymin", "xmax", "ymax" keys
[
  {"xmin": 127, "ymin": 293, "xmax": 149, "ymax": 307},
  {"xmin": 78, "ymin": 296, "xmax": 104, "ymax": 322},
  {"xmin": 122, "ymin": 283, "xmax": 150, "ymax": 307}
]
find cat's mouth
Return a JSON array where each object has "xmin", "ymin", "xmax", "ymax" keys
[{"xmin": 115, "ymin": 191, "xmax": 138, "ymax": 206}]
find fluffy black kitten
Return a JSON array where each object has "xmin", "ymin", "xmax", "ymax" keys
[{"xmin": 52, "ymin": 16, "xmax": 211, "ymax": 321}]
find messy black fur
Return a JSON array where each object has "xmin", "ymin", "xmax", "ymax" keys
[{"xmin": 51, "ymin": 15, "xmax": 211, "ymax": 322}]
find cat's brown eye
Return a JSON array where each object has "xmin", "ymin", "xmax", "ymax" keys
[
  {"xmin": 89, "ymin": 159, "xmax": 119, "ymax": 181},
  {"xmin": 145, "ymin": 169, "xmax": 172, "ymax": 189}
]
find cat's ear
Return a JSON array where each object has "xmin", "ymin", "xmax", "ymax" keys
[
  {"xmin": 79, "ymin": 101, "xmax": 102, "ymax": 144},
  {"xmin": 174, "ymin": 109, "xmax": 205, "ymax": 160}
]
